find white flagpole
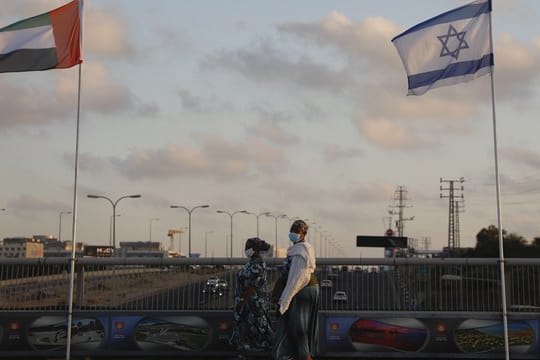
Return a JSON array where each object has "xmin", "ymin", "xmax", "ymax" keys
[
  {"xmin": 66, "ymin": 1, "xmax": 84, "ymax": 359},
  {"xmin": 488, "ymin": 7, "xmax": 510, "ymax": 360},
  {"xmin": 65, "ymin": 62, "xmax": 82, "ymax": 360}
]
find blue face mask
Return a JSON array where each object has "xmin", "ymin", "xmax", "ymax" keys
[{"xmin": 289, "ymin": 232, "xmax": 301, "ymax": 243}]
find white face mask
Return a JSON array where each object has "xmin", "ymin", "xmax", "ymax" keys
[{"xmin": 245, "ymin": 248, "xmax": 255, "ymax": 258}]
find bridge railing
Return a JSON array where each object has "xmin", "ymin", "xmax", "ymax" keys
[{"xmin": 0, "ymin": 257, "xmax": 539, "ymax": 313}]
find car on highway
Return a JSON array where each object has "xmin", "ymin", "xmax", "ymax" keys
[
  {"xmin": 216, "ymin": 279, "xmax": 229, "ymax": 291},
  {"xmin": 202, "ymin": 283, "xmax": 223, "ymax": 297},
  {"xmin": 320, "ymin": 280, "xmax": 333, "ymax": 289},
  {"xmin": 333, "ymin": 291, "xmax": 348, "ymax": 303},
  {"xmin": 206, "ymin": 276, "xmax": 219, "ymax": 286}
]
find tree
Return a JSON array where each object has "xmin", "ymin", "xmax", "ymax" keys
[
  {"xmin": 473, "ymin": 225, "xmax": 540, "ymax": 258},
  {"xmin": 474, "ymin": 225, "xmax": 504, "ymax": 257}
]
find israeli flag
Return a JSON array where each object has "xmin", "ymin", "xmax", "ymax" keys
[{"xmin": 392, "ymin": 0, "xmax": 493, "ymax": 96}]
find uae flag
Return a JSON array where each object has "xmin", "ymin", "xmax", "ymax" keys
[{"xmin": 0, "ymin": 0, "xmax": 82, "ymax": 73}]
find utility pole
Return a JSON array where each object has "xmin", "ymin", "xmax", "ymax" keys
[
  {"xmin": 388, "ymin": 185, "xmax": 414, "ymax": 237},
  {"xmin": 454, "ymin": 200, "xmax": 465, "ymax": 249},
  {"xmin": 420, "ymin": 236, "xmax": 431, "ymax": 250},
  {"xmin": 440, "ymin": 177, "xmax": 464, "ymax": 250}
]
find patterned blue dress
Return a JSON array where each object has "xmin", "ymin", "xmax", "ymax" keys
[{"xmin": 229, "ymin": 256, "xmax": 274, "ymax": 352}]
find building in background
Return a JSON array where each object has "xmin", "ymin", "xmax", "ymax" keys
[
  {"xmin": 0, "ymin": 235, "xmax": 85, "ymax": 258},
  {"xmin": 119, "ymin": 241, "xmax": 166, "ymax": 258},
  {"xmin": 0, "ymin": 237, "xmax": 43, "ymax": 258}
]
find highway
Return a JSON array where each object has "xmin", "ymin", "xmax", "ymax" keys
[{"xmin": 118, "ymin": 267, "xmax": 403, "ymax": 312}]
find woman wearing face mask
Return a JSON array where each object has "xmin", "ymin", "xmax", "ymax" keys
[
  {"xmin": 229, "ymin": 237, "xmax": 274, "ymax": 359},
  {"xmin": 273, "ymin": 219, "xmax": 319, "ymax": 360}
]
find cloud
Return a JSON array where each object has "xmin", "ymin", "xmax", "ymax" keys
[
  {"xmin": 201, "ymin": 12, "xmax": 501, "ymax": 150},
  {"xmin": 136, "ymin": 101, "xmax": 160, "ymax": 117},
  {"xmin": 0, "ymin": 61, "xmax": 152, "ymax": 133},
  {"xmin": 278, "ymin": 12, "xmax": 401, "ymax": 72},
  {"xmin": 246, "ymin": 106, "xmax": 299, "ymax": 145},
  {"xmin": 495, "ymin": 33, "xmax": 540, "ymax": 100},
  {"xmin": 501, "ymin": 146, "xmax": 540, "ymax": 169},
  {"xmin": 323, "ymin": 144, "xmax": 363, "ymax": 161},
  {"xmin": 63, "ymin": 152, "xmax": 108, "ymax": 173},
  {"xmin": 203, "ymin": 38, "xmax": 349, "ymax": 92},
  {"xmin": 84, "ymin": 4, "xmax": 136, "ymax": 58},
  {"xmin": 0, "ymin": 81, "xmax": 73, "ymax": 131},
  {"xmin": 138, "ymin": 193, "xmax": 172, "ymax": 208},
  {"xmin": 153, "ymin": 25, "xmax": 191, "ymax": 51},
  {"xmin": 358, "ymin": 117, "xmax": 431, "ymax": 149},
  {"xmin": 7, "ymin": 194, "xmax": 70, "ymax": 214},
  {"xmin": 177, "ymin": 89, "xmax": 233, "ymax": 113},
  {"xmin": 336, "ymin": 181, "xmax": 396, "ymax": 203},
  {"xmin": 57, "ymin": 61, "xmax": 136, "ymax": 114},
  {"xmin": 110, "ymin": 135, "xmax": 287, "ymax": 181},
  {"xmin": 247, "ymin": 119, "xmax": 299, "ymax": 145},
  {"xmin": 177, "ymin": 89, "xmax": 222, "ymax": 113},
  {"xmin": 276, "ymin": 12, "xmax": 540, "ymax": 149},
  {"xmin": 261, "ymin": 178, "xmax": 325, "ymax": 203},
  {"xmin": 0, "ymin": 3, "xmax": 147, "ymax": 133}
]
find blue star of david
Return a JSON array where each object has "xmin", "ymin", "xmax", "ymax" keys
[{"xmin": 437, "ymin": 24, "xmax": 469, "ymax": 60}]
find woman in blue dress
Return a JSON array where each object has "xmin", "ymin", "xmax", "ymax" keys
[{"xmin": 230, "ymin": 237, "xmax": 273, "ymax": 358}]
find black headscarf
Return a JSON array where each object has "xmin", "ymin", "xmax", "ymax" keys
[{"xmin": 245, "ymin": 237, "xmax": 271, "ymax": 252}]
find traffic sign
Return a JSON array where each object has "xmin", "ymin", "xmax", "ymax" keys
[{"xmin": 356, "ymin": 235, "xmax": 407, "ymax": 248}]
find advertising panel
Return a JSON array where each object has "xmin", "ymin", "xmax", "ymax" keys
[{"xmin": 325, "ymin": 315, "xmax": 540, "ymax": 355}]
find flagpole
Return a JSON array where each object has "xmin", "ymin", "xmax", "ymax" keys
[
  {"xmin": 488, "ymin": 7, "xmax": 510, "ymax": 360},
  {"xmin": 66, "ymin": 2, "xmax": 84, "ymax": 358},
  {"xmin": 65, "ymin": 62, "xmax": 82, "ymax": 360}
]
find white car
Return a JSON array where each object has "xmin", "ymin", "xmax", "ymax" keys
[
  {"xmin": 216, "ymin": 279, "xmax": 229, "ymax": 291},
  {"xmin": 206, "ymin": 276, "xmax": 219, "ymax": 286},
  {"xmin": 320, "ymin": 280, "xmax": 333, "ymax": 288},
  {"xmin": 333, "ymin": 291, "xmax": 348, "ymax": 303}
]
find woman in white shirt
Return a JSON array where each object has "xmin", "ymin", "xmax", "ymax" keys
[{"xmin": 272, "ymin": 219, "xmax": 319, "ymax": 360}]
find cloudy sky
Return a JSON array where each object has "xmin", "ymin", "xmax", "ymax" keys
[{"xmin": 2, "ymin": 0, "xmax": 540, "ymax": 258}]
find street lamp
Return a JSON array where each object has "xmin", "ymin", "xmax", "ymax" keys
[
  {"xmin": 205, "ymin": 230, "xmax": 214, "ymax": 257},
  {"xmin": 170, "ymin": 204, "xmax": 209, "ymax": 257},
  {"xmin": 281, "ymin": 214, "xmax": 292, "ymax": 227},
  {"xmin": 320, "ymin": 229, "xmax": 329, "ymax": 257},
  {"xmin": 58, "ymin": 211, "xmax": 72, "ymax": 242},
  {"xmin": 217, "ymin": 209, "xmax": 249, "ymax": 257},
  {"xmin": 87, "ymin": 194, "xmax": 141, "ymax": 253},
  {"xmin": 264, "ymin": 213, "xmax": 288, "ymax": 257},
  {"xmin": 109, "ymin": 214, "xmax": 121, "ymax": 247},
  {"xmin": 149, "ymin": 218, "xmax": 159, "ymax": 242},
  {"xmin": 245, "ymin": 211, "xmax": 272, "ymax": 237}
]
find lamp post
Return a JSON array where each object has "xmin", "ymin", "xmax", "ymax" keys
[
  {"xmin": 170, "ymin": 204, "xmax": 209, "ymax": 257},
  {"xmin": 87, "ymin": 194, "xmax": 141, "ymax": 253},
  {"xmin": 217, "ymin": 210, "xmax": 249, "ymax": 257},
  {"xmin": 307, "ymin": 221, "xmax": 317, "ymax": 252},
  {"xmin": 149, "ymin": 218, "xmax": 159, "ymax": 243},
  {"xmin": 58, "ymin": 211, "xmax": 72, "ymax": 242},
  {"xmin": 281, "ymin": 214, "xmax": 292, "ymax": 227},
  {"xmin": 205, "ymin": 230, "xmax": 214, "ymax": 257},
  {"xmin": 245, "ymin": 211, "xmax": 272, "ymax": 237},
  {"xmin": 320, "ymin": 229, "xmax": 329, "ymax": 257},
  {"xmin": 109, "ymin": 214, "xmax": 121, "ymax": 247},
  {"xmin": 264, "ymin": 213, "xmax": 288, "ymax": 257}
]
